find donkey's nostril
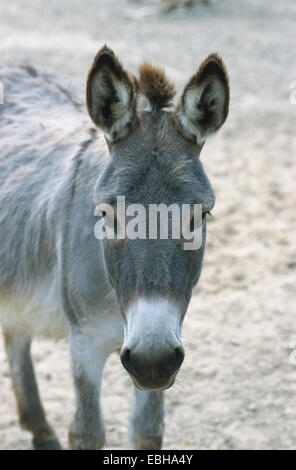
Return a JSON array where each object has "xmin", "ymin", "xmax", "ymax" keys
[
  {"xmin": 174, "ymin": 346, "xmax": 185, "ymax": 368},
  {"xmin": 121, "ymin": 347, "xmax": 130, "ymax": 362},
  {"xmin": 120, "ymin": 347, "xmax": 133, "ymax": 372}
]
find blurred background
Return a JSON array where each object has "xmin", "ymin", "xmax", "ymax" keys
[{"xmin": 0, "ymin": 0, "xmax": 296, "ymax": 450}]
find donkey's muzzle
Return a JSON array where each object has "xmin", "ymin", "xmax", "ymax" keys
[{"xmin": 120, "ymin": 343, "xmax": 185, "ymax": 391}]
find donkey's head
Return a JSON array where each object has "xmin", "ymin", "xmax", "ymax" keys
[{"xmin": 87, "ymin": 45, "xmax": 229, "ymax": 391}]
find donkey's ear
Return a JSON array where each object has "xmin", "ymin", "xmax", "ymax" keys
[
  {"xmin": 175, "ymin": 54, "xmax": 229, "ymax": 145},
  {"xmin": 86, "ymin": 45, "xmax": 138, "ymax": 142}
]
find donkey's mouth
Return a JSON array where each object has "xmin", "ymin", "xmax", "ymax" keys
[
  {"xmin": 129, "ymin": 370, "xmax": 178, "ymax": 392},
  {"xmin": 133, "ymin": 380, "xmax": 175, "ymax": 392}
]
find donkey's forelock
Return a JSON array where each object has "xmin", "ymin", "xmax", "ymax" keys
[{"xmin": 137, "ymin": 62, "xmax": 176, "ymax": 111}]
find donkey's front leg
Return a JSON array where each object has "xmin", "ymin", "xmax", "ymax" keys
[
  {"xmin": 68, "ymin": 327, "xmax": 108, "ymax": 450},
  {"xmin": 129, "ymin": 389, "xmax": 164, "ymax": 450},
  {"xmin": 3, "ymin": 328, "xmax": 62, "ymax": 450}
]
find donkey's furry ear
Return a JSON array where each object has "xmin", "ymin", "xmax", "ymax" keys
[
  {"xmin": 175, "ymin": 54, "xmax": 229, "ymax": 145},
  {"xmin": 86, "ymin": 45, "xmax": 138, "ymax": 142}
]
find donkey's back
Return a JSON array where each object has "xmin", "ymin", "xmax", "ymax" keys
[{"xmin": 0, "ymin": 64, "xmax": 87, "ymax": 181}]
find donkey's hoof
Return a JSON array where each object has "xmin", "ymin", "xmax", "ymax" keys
[
  {"xmin": 33, "ymin": 438, "xmax": 63, "ymax": 450},
  {"xmin": 68, "ymin": 430, "xmax": 105, "ymax": 450},
  {"xmin": 132, "ymin": 433, "xmax": 162, "ymax": 450}
]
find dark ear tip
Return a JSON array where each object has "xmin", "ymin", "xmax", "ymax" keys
[
  {"xmin": 199, "ymin": 53, "xmax": 230, "ymax": 86},
  {"xmin": 205, "ymin": 52, "xmax": 225, "ymax": 67},
  {"xmin": 98, "ymin": 43, "xmax": 115, "ymax": 58},
  {"xmin": 89, "ymin": 44, "xmax": 117, "ymax": 73}
]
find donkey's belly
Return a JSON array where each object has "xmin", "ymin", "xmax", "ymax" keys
[
  {"xmin": 0, "ymin": 275, "xmax": 124, "ymax": 348},
  {"xmin": 0, "ymin": 274, "xmax": 69, "ymax": 340}
]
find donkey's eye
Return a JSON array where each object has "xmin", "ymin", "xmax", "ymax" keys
[
  {"xmin": 101, "ymin": 210, "xmax": 115, "ymax": 225},
  {"xmin": 189, "ymin": 209, "xmax": 212, "ymax": 229},
  {"xmin": 190, "ymin": 210, "xmax": 207, "ymax": 231},
  {"xmin": 99, "ymin": 210, "xmax": 119, "ymax": 237}
]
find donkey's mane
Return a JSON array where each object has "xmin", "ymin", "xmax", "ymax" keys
[{"xmin": 137, "ymin": 62, "xmax": 176, "ymax": 110}]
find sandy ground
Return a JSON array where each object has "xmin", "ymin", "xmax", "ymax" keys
[{"xmin": 0, "ymin": 0, "xmax": 296, "ymax": 450}]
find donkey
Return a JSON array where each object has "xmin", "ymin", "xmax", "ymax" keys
[{"xmin": 0, "ymin": 45, "xmax": 229, "ymax": 450}]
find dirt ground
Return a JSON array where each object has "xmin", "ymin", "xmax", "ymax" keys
[{"xmin": 0, "ymin": 0, "xmax": 295, "ymax": 450}]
